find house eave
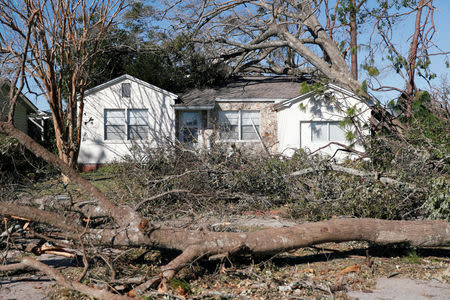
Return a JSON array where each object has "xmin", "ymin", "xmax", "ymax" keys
[
  {"xmin": 215, "ymin": 98, "xmax": 281, "ymax": 102},
  {"xmin": 173, "ymin": 105, "xmax": 215, "ymax": 110},
  {"xmin": 84, "ymin": 74, "xmax": 178, "ymax": 99},
  {"xmin": 273, "ymin": 83, "xmax": 370, "ymax": 112}
]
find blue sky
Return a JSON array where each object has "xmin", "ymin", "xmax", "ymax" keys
[{"xmin": 29, "ymin": 0, "xmax": 449, "ymax": 111}]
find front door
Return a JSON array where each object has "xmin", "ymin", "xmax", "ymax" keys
[{"xmin": 179, "ymin": 112, "xmax": 201, "ymax": 146}]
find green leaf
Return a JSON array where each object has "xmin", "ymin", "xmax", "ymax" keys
[
  {"xmin": 299, "ymin": 103, "xmax": 307, "ymax": 112},
  {"xmin": 346, "ymin": 106, "xmax": 356, "ymax": 117},
  {"xmin": 361, "ymin": 80, "xmax": 368, "ymax": 93},
  {"xmin": 346, "ymin": 131, "xmax": 356, "ymax": 142}
]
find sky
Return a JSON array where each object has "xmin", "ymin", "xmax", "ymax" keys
[{"xmin": 27, "ymin": 0, "xmax": 449, "ymax": 111}]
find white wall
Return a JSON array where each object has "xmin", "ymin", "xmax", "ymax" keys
[
  {"xmin": 277, "ymin": 88, "xmax": 371, "ymax": 159},
  {"xmin": 78, "ymin": 78, "xmax": 176, "ymax": 165}
]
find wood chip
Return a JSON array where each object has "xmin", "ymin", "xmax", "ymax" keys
[
  {"xmin": 338, "ymin": 264, "xmax": 361, "ymax": 275},
  {"xmin": 158, "ymin": 280, "xmax": 168, "ymax": 293}
]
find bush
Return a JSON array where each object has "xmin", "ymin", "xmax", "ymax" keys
[{"xmin": 95, "ymin": 140, "xmax": 443, "ymax": 222}]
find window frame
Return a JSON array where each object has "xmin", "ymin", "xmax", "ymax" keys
[
  {"xmin": 310, "ymin": 121, "xmax": 346, "ymax": 142},
  {"xmin": 218, "ymin": 110, "xmax": 260, "ymax": 141},
  {"xmin": 104, "ymin": 108, "xmax": 149, "ymax": 141},
  {"xmin": 121, "ymin": 83, "xmax": 131, "ymax": 98}
]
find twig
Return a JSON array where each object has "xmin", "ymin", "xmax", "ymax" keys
[
  {"xmin": 290, "ymin": 164, "xmax": 417, "ymax": 189},
  {"xmin": 20, "ymin": 257, "xmax": 133, "ymax": 300},
  {"xmin": 76, "ymin": 217, "xmax": 90, "ymax": 282},
  {"xmin": 135, "ymin": 189, "xmax": 190, "ymax": 210},
  {"xmin": 308, "ymin": 141, "xmax": 367, "ymax": 158},
  {"xmin": 132, "ymin": 276, "xmax": 162, "ymax": 295}
]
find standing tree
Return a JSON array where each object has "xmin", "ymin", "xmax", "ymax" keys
[
  {"xmin": 164, "ymin": 0, "xmax": 446, "ymax": 130},
  {"xmin": 0, "ymin": 0, "xmax": 124, "ymax": 177}
]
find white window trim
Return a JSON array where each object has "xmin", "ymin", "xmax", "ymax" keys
[
  {"xmin": 218, "ymin": 110, "xmax": 260, "ymax": 142},
  {"xmin": 104, "ymin": 108, "xmax": 149, "ymax": 141}
]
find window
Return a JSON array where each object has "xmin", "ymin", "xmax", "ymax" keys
[
  {"xmin": 218, "ymin": 111, "xmax": 238, "ymax": 140},
  {"xmin": 105, "ymin": 109, "xmax": 148, "ymax": 140},
  {"xmin": 128, "ymin": 109, "xmax": 149, "ymax": 140},
  {"xmin": 121, "ymin": 83, "xmax": 131, "ymax": 98},
  {"xmin": 105, "ymin": 109, "xmax": 126, "ymax": 140},
  {"xmin": 218, "ymin": 110, "xmax": 260, "ymax": 141},
  {"xmin": 311, "ymin": 121, "xmax": 346, "ymax": 142},
  {"xmin": 179, "ymin": 112, "xmax": 200, "ymax": 144}
]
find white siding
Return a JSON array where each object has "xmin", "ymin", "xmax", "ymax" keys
[
  {"xmin": 277, "ymin": 88, "xmax": 370, "ymax": 159},
  {"xmin": 78, "ymin": 78, "xmax": 176, "ymax": 165}
]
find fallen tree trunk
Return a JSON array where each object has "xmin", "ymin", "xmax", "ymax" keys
[{"xmin": 143, "ymin": 218, "xmax": 450, "ymax": 278}]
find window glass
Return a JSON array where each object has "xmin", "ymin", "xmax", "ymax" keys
[
  {"xmin": 179, "ymin": 112, "xmax": 200, "ymax": 145},
  {"xmin": 128, "ymin": 109, "xmax": 148, "ymax": 140},
  {"xmin": 121, "ymin": 83, "xmax": 131, "ymax": 98},
  {"xmin": 241, "ymin": 111, "xmax": 260, "ymax": 140},
  {"xmin": 105, "ymin": 109, "xmax": 126, "ymax": 140},
  {"xmin": 311, "ymin": 122, "xmax": 328, "ymax": 142},
  {"xmin": 218, "ymin": 111, "xmax": 239, "ymax": 140},
  {"xmin": 182, "ymin": 112, "xmax": 200, "ymax": 127},
  {"xmin": 329, "ymin": 122, "xmax": 346, "ymax": 141}
]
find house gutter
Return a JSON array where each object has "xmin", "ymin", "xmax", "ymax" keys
[{"xmin": 172, "ymin": 105, "xmax": 215, "ymax": 110}]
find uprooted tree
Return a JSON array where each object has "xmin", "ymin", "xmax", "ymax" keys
[{"xmin": 0, "ymin": 0, "xmax": 449, "ymax": 299}]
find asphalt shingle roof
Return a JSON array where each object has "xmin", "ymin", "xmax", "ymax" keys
[{"xmin": 177, "ymin": 76, "xmax": 303, "ymax": 107}]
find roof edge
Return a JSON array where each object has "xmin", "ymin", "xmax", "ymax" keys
[
  {"xmin": 273, "ymin": 84, "xmax": 364, "ymax": 111},
  {"xmin": 0, "ymin": 80, "xmax": 38, "ymax": 112},
  {"xmin": 84, "ymin": 74, "xmax": 178, "ymax": 99}
]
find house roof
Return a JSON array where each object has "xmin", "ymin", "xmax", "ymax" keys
[
  {"xmin": 272, "ymin": 83, "xmax": 367, "ymax": 111},
  {"xmin": 84, "ymin": 74, "xmax": 178, "ymax": 99},
  {"xmin": 176, "ymin": 76, "xmax": 303, "ymax": 108},
  {"xmin": 0, "ymin": 79, "xmax": 39, "ymax": 113}
]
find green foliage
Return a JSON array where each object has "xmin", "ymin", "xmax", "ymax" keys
[
  {"xmin": 88, "ymin": 2, "xmax": 228, "ymax": 93},
  {"xmin": 403, "ymin": 250, "xmax": 422, "ymax": 264},
  {"xmin": 345, "ymin": 131, "xmax": 356, "ymax": 142},
  {"xmin": 0, "ymin": 134, "xmax": 56, "ymax": 184},
  {"xmin": 299, "ymin": 103, "xmax": 307, "ymax": 111},
  {"xmin": 84, "ymin": 141, "xmax": 443, "ymax": 222},
  {"xmin": 362, "ymin": 63, "xmax": 380, "ymax": 77},
  {"xmin": 346, "ymin": 106, "xmax": 356, "ymax": 117},
  {"xmin": 299, "ymin": 81, "xmax": 326, "ymax": 94},
  {"xmin": 168, "ymin": 278, "xmax": 192, "ymax": 294},
  {"xmin": 398, "ymin": 91, "xmax": 448, "ymax": 157},
  {"xmin": 425, "ymin": 177, "xmax": 449, "ymax": 221},
  {"xmin": 361, "ymin": 80, "xmax": 367, "ymax": 93}
]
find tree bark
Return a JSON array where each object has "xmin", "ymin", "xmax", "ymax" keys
[
  {"xmin": 350, "ymin": 0, "xmax": 358, "ymax": 80},
  {"xmin": 405, "ymin": 0, "xmax": 426, "ymax": 118}
]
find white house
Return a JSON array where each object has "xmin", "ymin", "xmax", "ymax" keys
[
  {"xmin": 273, "ymin": 83, "xmax": 371, "ymax": 159},
  {"xmin": 78, "ymin": 75, "xmax": 371, "ymax": 170},
  {"xmin": 77, "ymin": 75, "xmax": 177, "ymax": 171},
  {"xmin": 176, "ymin": 77, "xmax": 371, "ymax": 159}
]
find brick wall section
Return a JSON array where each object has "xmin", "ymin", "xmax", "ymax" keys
[{"xmin": 209, "ymin": 102, "xmax": 278, "ymax": 153}]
